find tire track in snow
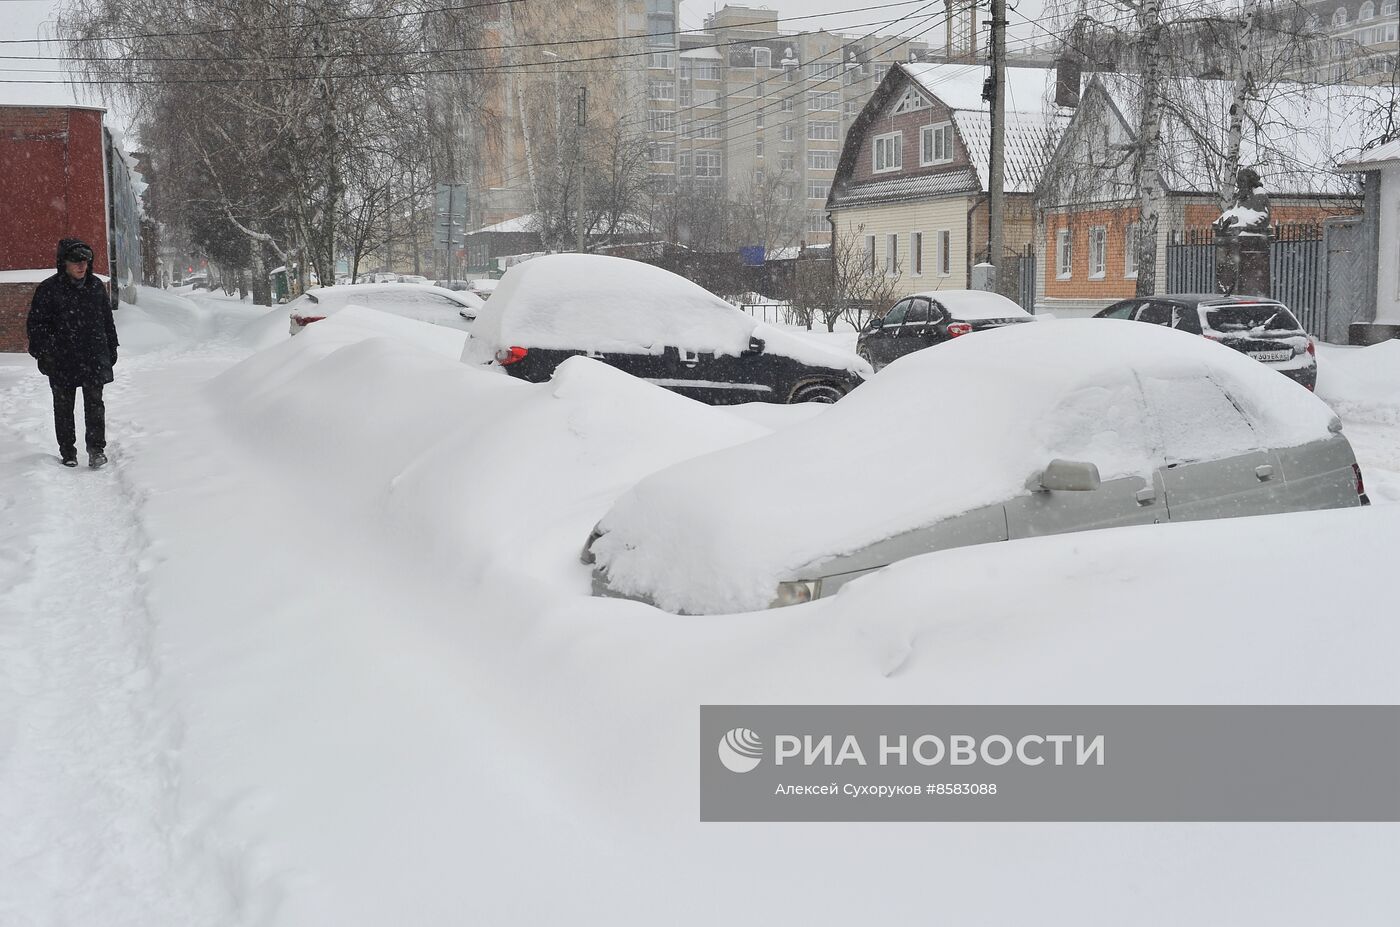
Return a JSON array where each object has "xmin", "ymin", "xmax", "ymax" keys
[{"xmin": 0, "ymin": 358, "xmax": 241, "ymax": 926}]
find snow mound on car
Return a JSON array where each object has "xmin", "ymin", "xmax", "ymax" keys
[
  {"xmin": 462, "ymin": 253, "xmax": 869, "ymax": 374},
  {"xmin": 590, "ymin": 319, "xmax": 1341, "ymax": 614}
]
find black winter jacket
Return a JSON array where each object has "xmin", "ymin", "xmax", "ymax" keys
[{"xmin": 27, "ymin": 242, "xmax": 119, "ymax": 388}]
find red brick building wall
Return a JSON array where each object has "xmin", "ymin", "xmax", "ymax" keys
[{"xmin": 0, "ymin": 105, "xmax": 111, "ymax": 352}]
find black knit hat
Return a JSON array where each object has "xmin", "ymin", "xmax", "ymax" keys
[{"xmin": 57, "ymin": 239, "xmax": 94, "ymax": 264}]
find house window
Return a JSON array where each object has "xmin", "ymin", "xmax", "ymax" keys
[
  {"xmin": 807, "ymin": 213, "xmax": 829, "ymax": 233},
  {"xmin": 691, "ymin": 61, "xmax": 721, "ymax": 81},
  {"xmin": 807, "ymin": 91, "xmax": 840, "ymax": 111},
  {"xmin": 753, "ymin": 169, "xmax": 765, "ymax": 185},
  {"xmin": 694, "ymin": 151, "xmax": 722, "ymax": 177},
  {"xmin": 912, "ymin": 231, "xmax": 923, "ymax": 275},
  {"xmin": 1056, "ymin": 228, "xmax": 1072, "ymax": 279},
  {"xmin": 649, "ymin": 52, "xmax": 674, "ymax": 70},
  {"xmin": 688, "ymin": 119, "xmax": 722, "ymax": 139},
  {"xmin": 1333, "ymin": 7, "xmax": 1348, "ymax": 26},
  {"xmin": 920, "ymin": 123, "xmax": 954, "ymax": 165},
  {"xmin": 754, "ymin": 47, "xmax": 771, "ymax": 69},
  {"xmin": 648, "ymin": 110, "xmax": 675, "ymax": 132},
  {"xmin": 891, "ymin": 87, "xmax": 930, "ymax": 114},
  {"xmin": 1360, "ymin": 1, "xmax": 1375, "ymax": 20},
  {"xmin": 938, "ymin": 230, "xmax": 951, "ymax": 276},
  {"xmin": 755, "ymin": 141, "xmax": 764, "ymax": 158},
  {"xmin": 648, "ymin": 81, "xmax": 674, "ymax": 100},
  {"xmin": 808, "ymin": 149, "xmax": 838, "ymax": 170},
  {"xmin": 755, "ymin": 110, "xmax": 765, "ymax": 128},
  {"xmin": 808, "ymin": 121, "xmax": 839, "ymax": 140},
  {"xmin": 885, "ymin": 234, "xmax": 899, "ymax": 275},
  {"xmin": 1089, "ymin": 226, "xmax": 1107, "ymax": 279},
  {"xmin": 782, "ymin": 96, "xmax": 795, "ymax": 112},
  {"xmin": 865, "ymin": 234, "xmax": 877, "ymax": 275},
  {"xmin": 807, "ymin": 180, "xmax": 829, "ymax": 200},
  {"xmin": 694, "ymin": 89, "xmax": 720, "ymax": 108},
  {"xmin": 782, "ymin": 125, "xmax": 795, "ymax": 141},
  {"xmin": 779, "ymin": 153, "xmax": 796, "ymax": 171},
  {"xmin": 1384, "ymin": 0, "xmax": 1397, "ymax": 14},
  {"xmin": 650, "ymin": 142, "xmax": 675, "ymax": 163},
  {"xmin": 873, "ymin": 132, "xmax": 902, "ymax": 173},
  {"xmin": 1125, "ymin": 223, "xmax": 1140, "ymax": 278}
]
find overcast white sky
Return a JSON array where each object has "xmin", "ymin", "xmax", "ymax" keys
[{"xmin": 1, "ymin": 0, "xmax": 1050, "ymax": 117}]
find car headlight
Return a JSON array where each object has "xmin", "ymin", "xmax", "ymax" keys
[{"xmin": 770, "ymin": 580, "xmax": 821, "ymax": 609}]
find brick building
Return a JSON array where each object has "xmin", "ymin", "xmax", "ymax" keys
[
  {"xmin": 0, "ymin": 105, "xmax": 119, "ymax": 353},
  {"xmin": 1035, "ymin": 73, "xmax": 1367, "ymax": 315},
  {"xmin": 827, "ymin": 63, "xmax": 1065, "ymax": 299}
]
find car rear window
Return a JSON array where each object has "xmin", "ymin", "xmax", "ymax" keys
[{"xmin": 1202, "ymin": 304, "xmax": 1301, "ymax": 335}]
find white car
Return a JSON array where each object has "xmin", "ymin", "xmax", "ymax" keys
[
  {"xmin": 582, "ymin": 319, "xmax": 1369, "ymax": 615},
  {"xmin": 287, "ymin": 283, "xmax": 485, "ymax": 336},
  {"xmin": 399, "ymin": 274, "xmax": 431, "ymax": 286}
]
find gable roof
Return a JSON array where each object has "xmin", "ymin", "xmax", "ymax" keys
[
  {"xmin": 1081, "ymin": 73, "xmax": 1382, "ymax": 197},
  {"xmin": 829, "ymin": 62, "xmax": 1067, "ymax": 208},
  {"xmin": 1337, "ymin": 137, "xmax": 1400, "ymax": 172}
]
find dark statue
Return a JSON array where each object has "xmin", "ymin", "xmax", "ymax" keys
[{"xmin": 1214, "ymin": 167, "xmax": 1271, "ymax": 297}]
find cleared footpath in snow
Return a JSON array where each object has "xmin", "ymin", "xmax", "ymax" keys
[{"xmin": 0, "ymin": 290, "xmax": 268, "ymax": 924}]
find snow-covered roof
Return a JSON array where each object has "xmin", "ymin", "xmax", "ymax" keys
[
  {"xmin": 679, "ymin": 46, "xmax": 724, "ymax": 59},
  {"xmin": 901, "ymin": 63, "xmax": 1056, "ymax": 114},
  {"xmin": 1337, "ymin": 137, "xmax": 1400, "ymax": 172},
  {"xmin": 471, "ymin": 215, "xmax": 538, "ymax": 235},
  {"xmin": 1091, "ymin": 74, "xmax": 1381, "ymax": 196},
  {"xmin": 953, "ymin": 108, "xmax": 1068, "ymax": 194},
  {"xmin": 830, "ymin": 167, "xmax": 981, "ymax": 207}
]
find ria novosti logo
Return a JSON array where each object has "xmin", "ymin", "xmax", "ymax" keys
[{"xmin": 718, "ymin": 728, "xmax": 763, "ymax": 773}]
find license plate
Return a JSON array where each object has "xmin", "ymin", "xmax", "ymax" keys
[{"xmin": 1249, "ymin": 350, "xmax": 1292, "ymax": 363}]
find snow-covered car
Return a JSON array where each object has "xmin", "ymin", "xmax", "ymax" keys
[
  {"xmin": 398, "ymin": 274, "xmax": 431, "ymax": 285},
  {"xmin": 287, "ymin": 283, "xmax": 485, "ymax": 336},
  {"xmin": 857, "ymin": 290, "xmax": 1034, "ymax": 371},
  {"xmin": 1094, "ymin": 294, "xmax": 1317, "ymax": 390},
  {"xmin": 461, "ymin": 254, "xmax": 871, "ymax": 404},
  {"xmin": 581, "ymin": 319, "xmax": 1369, "ymax": 614}
]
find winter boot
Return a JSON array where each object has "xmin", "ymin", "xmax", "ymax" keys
[
  {"xmin": 88, "ymin": 450, "xmax": 107, "ymax": 469},
  {"xmin": 61, "ymin": 452, "xmax": 77, "ymax": 468}
]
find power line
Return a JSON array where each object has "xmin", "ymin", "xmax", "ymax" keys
[
  {"xmin": 2, "ymin": 0, "xmax": 929, "ymax": 51},
  {"xmin": 0, "ymin": 0, "xmax": 526, "ymax": 45},
  {"xmin": 0, "ymin": 10, "xmax": 941, "ymax": 83}
]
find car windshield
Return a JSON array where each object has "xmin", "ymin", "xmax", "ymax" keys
[{"xmin": 1203, "ymin": 304, "xmax": 1301, "ymax": 334}]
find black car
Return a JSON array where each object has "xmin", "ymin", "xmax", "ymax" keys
[
  {"xmin": 857, "ymin": 290, "xmax": 1035, "ymax": 371},
  {"xmin": 1093, "ymin": 294, "xmax": 1316, "ymax": 390},
  {"xmin": 463, "ymin": 254, "xmax": 871, "ymax": 405}
]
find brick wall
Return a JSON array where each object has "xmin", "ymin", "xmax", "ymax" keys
[
  {"xmin": 1043, "ymin": 206, "xmax": 1142, "ymax": 301},
  {"xmin": 850, "ymin": 86, "xmax": 967, "ymax": 186},
  {"xmin": 0, "ymin": 283, "xmax": 36, "ymax": 353}
]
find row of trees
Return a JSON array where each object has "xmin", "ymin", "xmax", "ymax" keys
[{"xmin": 62, "ymin": 0, "xmax": 492, "ymax": 302}]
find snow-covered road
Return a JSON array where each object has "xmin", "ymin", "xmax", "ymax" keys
[{"xmin": 2, "ymin": 289, "xmax": 1398, "ymax": 925}]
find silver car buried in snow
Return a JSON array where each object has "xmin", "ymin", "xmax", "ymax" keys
[{"xmin": 581, "ymin": 320, "xmax": 1369, "ymax": 615}]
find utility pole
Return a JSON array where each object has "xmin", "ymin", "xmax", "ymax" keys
[
  {"xmin": 986, "ymin": 0, "xmax": 1007, "ymax": 293},
  {"xmin": 575, "ymin": 85, "xmax": 588, "ymax": 253}
]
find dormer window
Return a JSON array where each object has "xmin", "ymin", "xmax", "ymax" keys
[
  {"xmin": 1359, "ymin": 1, "xmax": 1374, "ymax": 20},
  {"xmin": 1333, "ymin": 7, "xmax": 1349, "ymax": 25},
  {"xmin": 891, "ymin": 87, "xmax": 931, "ymax": 114},
  {"xmin": 753, "ymin": 47, "xmax": 771, "ymax": 69}
]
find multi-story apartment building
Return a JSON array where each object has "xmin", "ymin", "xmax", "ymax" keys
[
  {"xmin": 466, "ymin": 2, "xmax": 960, "ymax": 251},
  {"xmin": 1307, "ymin": 0, "xmax": 1399, "ymax": 83},
  {"xmin": 657, "ymin": 4, "xmax": 938, "ymax": 245}
]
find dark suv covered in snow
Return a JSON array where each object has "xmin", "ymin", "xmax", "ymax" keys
[
  {"xmin": 1094, "ymin": 294, "xmax": 1317, "ymax": 390},
  {"xmin": 462, "ymin": 254, "xmax": 872, "ymax": 405}
]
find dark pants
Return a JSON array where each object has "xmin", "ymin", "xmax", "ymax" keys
[{"xmin": 50, "ymin": 382, "xmax": 105, "ymax": 457}]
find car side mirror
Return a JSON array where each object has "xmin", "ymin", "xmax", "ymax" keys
[
  {"xmin": 1033, "ymin": 459, "xmax": 1101, "ymax": 492},
  {"xmin": 743, "ymin": 336, "xmax": 765, "ymax": 356}
]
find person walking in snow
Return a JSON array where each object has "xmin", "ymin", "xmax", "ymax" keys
[{"xmin": 26, "ymin": 238, "xmax": 119, "ymax": 469}]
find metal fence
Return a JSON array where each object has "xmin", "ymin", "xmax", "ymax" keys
[{"xmin": 1165, "ymin": 224, "xmax": 1326, "ymax": 334}]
